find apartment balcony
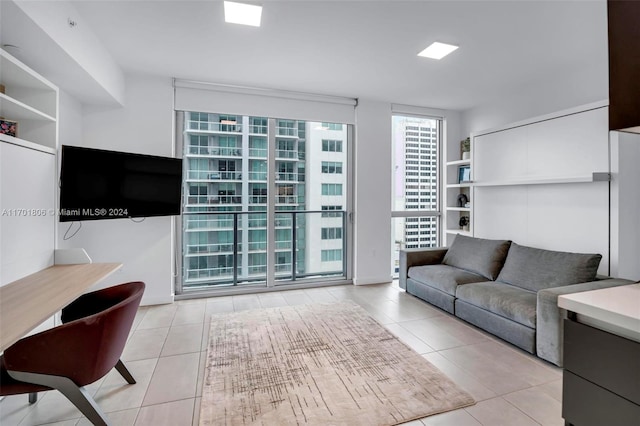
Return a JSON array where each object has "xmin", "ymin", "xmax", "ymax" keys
[
  {"xmin": 185, "ymin": 171, "xmax": 242, "ymax": 181},
  {"xmin": 249, "ymin": 195, "xmax": 267, "ymax": 204},
  {"xmin": 276, "ymin": 196, "xmax": 298, "ymax": 205},
  {"xmin": 185, "ymin": 242, "xmax": 239, "ymax": 255},
  {"xmin": 275, "ymin": 149, "xmax": 298, "ymax": 160},
  {"xmin": 275, "ymin": 172, "xmax": 303, "ymax": 182},
  {"xmin": 185, "ymin": 216, "xmax": 234, "ymax": 231},
  {"xmin": 249, "ymin": 148, "xmax": 267, "ymax": 158},
  {"xmin": 187, "ymin": 121, "xmax": 242, "ymax": 133},
  {"xmin": 249, "ymin": 124, "xmax": 268, "ymax": 135},
  {"xmin": 248, "ymin": 171, "xmax": 267, "ymax": 181},
  {"xmin": 185, "ymin": 267, "xmax": 235, "ymax": 281},
  {"xmin": 276, "ymin": 127, "xmax": 298, "ymax": 138},
  {"xmin": 185, "ymin": 146, "xmax": 242, "ymax": 157},
  {"xmin": 182, "ymin": 210, "xmax": 347, "ymax": 288},
  {"xmin": 186, "ymin": 195, "xmax": 242, "ymax": 205}
]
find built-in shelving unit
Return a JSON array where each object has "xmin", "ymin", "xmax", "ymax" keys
[
  {"xmin": 444, "ymin": 153, "xmax": 472, "ymax": 243},
  {"xmin": 1, "ymin": 48, "xmax": 59, "ymax": 291},
  {"xmin": 0, "ymin": 48, "xmax": 59, "ymax": 149}
]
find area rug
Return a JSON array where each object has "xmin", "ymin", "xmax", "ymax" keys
[{"xmin": 200, "ymin": 302, "xmax": 475, "ymax": 425}]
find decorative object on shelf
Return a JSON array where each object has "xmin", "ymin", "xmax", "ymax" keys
[
  {"xmin": 459, "ymin": 216, "xmax": 470, "ymax": 231},
  {"xmin": 458, "ymin": 165, "xmax": 471, "ymax": 183},
  {"xmin": 0, "ymin": 84, "xmax": 5, "ymax": 94},
  {"xmin": 457, "ymin": 193, "xmax": 469, "ymax": 208},
  {"xmin": 460, "ymin": 137, "xmax": 471, "ymax": 160},
  {"xmin": 0, "ymin": 118, "xmax": 17, "ymax": 137}
]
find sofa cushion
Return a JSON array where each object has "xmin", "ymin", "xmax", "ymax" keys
[
  {"xmin": 496, "ymin": 243, "xmax": 602, "ymax": 292},
  {"xmin": 455, "ymin": 282, "xmax": 537, "ymax": 328},
  {"xmin": 408, "ymin": 264, "xmax": 487, "ymax": 296},
  {"xmin": 442, "ymin": 234, "xmax": 511, "ymax": 280}
]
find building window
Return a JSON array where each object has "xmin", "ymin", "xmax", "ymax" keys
[
  {"xmin": 321, "ymin": 227, "xmax": 342, "ymax": 240},
  {"xmin": 322, "ymin": 139, "xmax": 343, "ymax": 152},
  {"xmin": 321, "ymin": 161, "xmax": 343, "ymax": 174},
  {"xmin": 321, "ymin": 249, "xmax": 342, "ymax": 262},
  {"xmin": 322, "ymin": 122, "xmax": 343, "ymax": 131},
  {"xmin": 321, "ymin": 205, "xmax": 343, "ymax": 217},
  {"xmin": 321, "ymin": 183, "xmax": 342, "ymax": 196}
]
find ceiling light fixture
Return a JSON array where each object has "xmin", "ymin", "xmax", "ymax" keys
[
  {"xmin": 224, "ymin": 1, "xmax": 262, "ymax": 27},
  {"xmin": 417, "ymin": 42, "xmax": 459, "ymax": 60}
]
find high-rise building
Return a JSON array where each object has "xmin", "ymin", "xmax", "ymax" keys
[
  {"xmin": 181, "ymin": 113, "xmax": 347, "ymax": 289},
  {"xmin": 391, "ymin": 116, "xmax": 439, "ymax": 274},
  {"xmin": 400, "ymin": 119, "xmax": 438, "ymax": 249}
]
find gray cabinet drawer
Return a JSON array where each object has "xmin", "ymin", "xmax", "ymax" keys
[
  {"xmin": 563, "ymin": 371, "xmax": 640, "ymax": 426},
  {"xmin": 564, "ymin": 319, "xmax": 640, "ymax": 405}
]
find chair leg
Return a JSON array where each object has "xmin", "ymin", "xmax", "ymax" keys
[
  {"xmin": 28, "ymin": 392, "xmax": 37, "ymax": 404},
  {"xmin": 114, "ymin": 359, "xmax": 136, "ymax": 384},
  {"xmin": 8, "ymin": 370, "xmax": 110, "ymax": 426}
]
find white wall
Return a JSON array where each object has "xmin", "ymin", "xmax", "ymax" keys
[
  {"xmin": 472, "ymin": 107, "xmax": 610, "ymax": 275},
  {"xmin": 57, "ymin": 74, "xmax": 175, "ymax": 305},
  {"xmin": 462, "ymin": 63, "xmax": 607, "ymax": 136},
  {"xmin": 610, "ymin": 131, "xmax": 640, "ymax": 281},
  {"xmin": 13, "ymin": 0, "xmax": 125, "ymax": 105}
]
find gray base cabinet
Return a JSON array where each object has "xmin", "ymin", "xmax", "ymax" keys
[{"xmin": 562, "ymin": 319, "xmax": 640, "ymax": 426}]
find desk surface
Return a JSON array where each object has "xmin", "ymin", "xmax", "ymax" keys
[
  {"xmin": 558, "ymin": 283, "xmax": 640, "ymax": 342},
  {"xmin": 0, "ymin": 263, "xmax": 122, "ymax": 352}
]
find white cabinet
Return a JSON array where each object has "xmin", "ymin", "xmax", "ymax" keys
[{"xmin": 0, "ymin": 48, "xmax": 59, "ymax": 287}]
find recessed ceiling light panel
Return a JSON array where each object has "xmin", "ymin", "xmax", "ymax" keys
[
  {"xmin": 417, "ymin": 42, "xmax": 459, "ymax": 60},
  {"xmin": 224, "ymin": 1, "xmax": 262, "ymax": 27}
]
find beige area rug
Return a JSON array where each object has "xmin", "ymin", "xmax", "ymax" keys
[{"xmin": 200, "ymin": 302, "xmax": 475, "ymax": 426}]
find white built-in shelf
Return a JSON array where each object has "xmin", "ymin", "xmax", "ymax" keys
[
  {"xmin": 0, "ymin": 133, "xmax": 56, "ymax": 154},
  {"xmin": 446, "ymin": 182, "xmax": 473, "ymax": 188},
  {"xmin": 446, "ymin": 158, "xmax": 471, "ymax": 166},
  {"xmin": 472, "ymin": 172, "xmax": 611, "ymax": 187},
  {"xmin": 0, "ymin": 93, "xmax": 56, "ymax": 122},
  {"xmin": 446, "ymin": 229, "xmax": 472, "ymax": 236},
  {"xmin": 0, "ymin": 48, "xmax": 58, "ymax": 150},
  {"xmin": 446, "ymin": 207, "xmax": 471, "ymax": 212}
]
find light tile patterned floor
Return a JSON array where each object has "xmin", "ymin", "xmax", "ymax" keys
[{"xmin": 0, "ymin": 283, "xmax": 564, "ymax": 426}]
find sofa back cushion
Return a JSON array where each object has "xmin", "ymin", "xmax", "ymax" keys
[
  {"xmin": 496, "ymin": 243, "xmax": 602, "ymax": 292},
  {"xmin": 442, "ymin": 234, "xmax": 511, "ymax": 280}
]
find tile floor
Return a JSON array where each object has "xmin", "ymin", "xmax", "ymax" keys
[{"xmin": 0, "ymin": 283, "xmax": 564, "ymax": 426}]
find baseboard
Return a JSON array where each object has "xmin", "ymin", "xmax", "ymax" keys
[
  {"xmin": 353, "ymin": 276, "xmax": 393, "ymax": 286},
  {"xmin": 141, "ymin": 294, "xmax": 174, "ymax": 306}
]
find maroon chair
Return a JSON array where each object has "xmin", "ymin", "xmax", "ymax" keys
[{"xmin": 0, "ymin": 281, "xmax": 145, "ymax": 426}]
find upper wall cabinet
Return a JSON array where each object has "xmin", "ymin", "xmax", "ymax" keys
[
  {"xmin": 0, "ymin": 48, "xmax": 59, "ymax": 149},
  {"xmin": 608, "ymin": 0, "xmax": 640, "ymax": 134}
]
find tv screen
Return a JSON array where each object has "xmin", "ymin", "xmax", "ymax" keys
[{"xmin": 59, "ymin": 145, "xmax": 182, "ymax": 222}]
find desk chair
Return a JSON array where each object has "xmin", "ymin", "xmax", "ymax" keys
[{"xmin": 0, "ymin": 281, "xmax": 145, "ymax": 426}]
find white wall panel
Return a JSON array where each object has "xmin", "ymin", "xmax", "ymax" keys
[
  {"xmin": 473, "ymin": 106, "xmax": 610, "ymax": 275},
  {"xmin": 474, "ymin": 187, "xmax": 528, "ymax": 243},
  {"xmin": 1, "ymin": 141, "xmax": 56, "ymax": 285}
]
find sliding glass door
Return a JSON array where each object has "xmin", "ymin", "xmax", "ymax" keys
[{"xmin": 177, "ymin": 112, "xmax": 351, "ymax": 293}]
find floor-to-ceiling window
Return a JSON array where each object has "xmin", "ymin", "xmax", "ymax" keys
[
  {"xmin": 391, "ymin": 115, "xmax": 442, "ymax": 276},
  {"xmin": 177, "ymin": 112, "xmax": 351, "ymax": 294}
]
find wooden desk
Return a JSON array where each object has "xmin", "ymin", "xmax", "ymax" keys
[{"xmin": 0, "ymin": 263, "xmax": 122, "ymax": 352}]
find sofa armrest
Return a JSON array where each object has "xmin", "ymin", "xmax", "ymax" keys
[
  {"xmin": 536, "ymin": 278, "xmax": 635, "ymax": 366},
  {"xmin": 399, "ymin": 247, "xmax": 448, "ymax": 290}
]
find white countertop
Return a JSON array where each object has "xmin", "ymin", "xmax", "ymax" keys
[{"xmin": 558, "ymin": 284, "xmax": 640, "ymax": 342}]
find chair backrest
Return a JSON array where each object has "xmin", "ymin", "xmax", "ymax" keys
[
  {"xmin": 84, "ymin": 281, "xmax": 145, "ymax": 382},
  {"xmin": 3, "ymin": 281, "xmax": 145, "ymax": 386}
]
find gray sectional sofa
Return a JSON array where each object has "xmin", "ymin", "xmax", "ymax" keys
[{"xmin": 399, "ymin": 235, "xmax": 634, "ymax": 366}]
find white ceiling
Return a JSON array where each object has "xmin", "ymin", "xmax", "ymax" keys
[{"xmin": 14, "ymin": 0, "xmax": 611, "ymax": 111}]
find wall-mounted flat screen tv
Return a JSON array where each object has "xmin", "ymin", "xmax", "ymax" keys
[{"xmin": 59, "ymin": 145, "xmax": 182, "ymax": 222}]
